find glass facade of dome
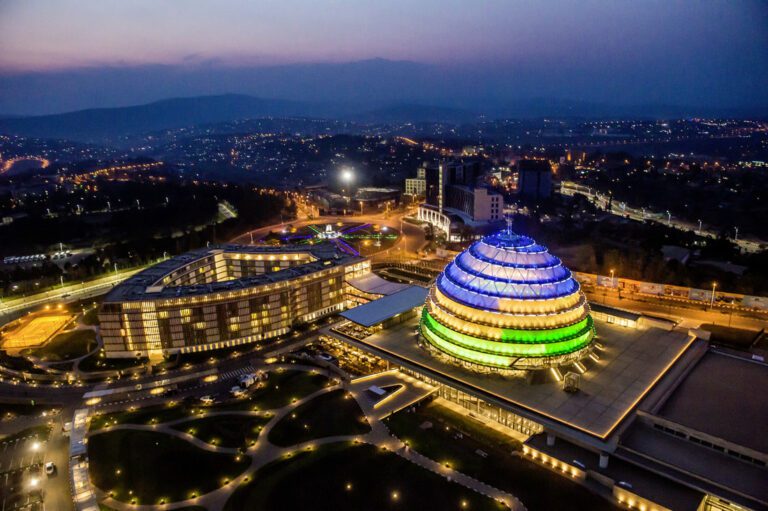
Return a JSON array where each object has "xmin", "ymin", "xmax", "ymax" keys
[{"xmin": 420, "ymin": 228, "xmax": 595, "ymax": 371}]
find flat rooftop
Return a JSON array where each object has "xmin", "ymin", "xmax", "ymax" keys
[
  {"xmin": 340, "ymin": 286, "xmax": 428, "ymax": 327},
  {"xmin": 347, "ymin": 272, "xmax": 411, "ymax": 296},
  {"xmin": 334, "ymin": 317, "xmax": 694, "ymax": 444},
  {"xmin": 589, "ymin": 303, "xmax": 641, "ymax": 321},
  {"xmin": 619, "ymin": 424, "xmax": 768, "ymax": 509},
  {"xmin": 104, "ymin": 242, "xmax": 363, "ymax": 303},
  {"xmin": 658, "ymin": 352, "xmax": 768, "ymax": 453}
]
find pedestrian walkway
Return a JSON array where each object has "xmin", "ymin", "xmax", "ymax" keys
[{"xmin": 94, "ymin": 367, "xmax": 526, "ymax": 511}]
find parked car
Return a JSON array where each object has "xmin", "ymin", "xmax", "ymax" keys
[{"xmin": 199, "ymin": 395, "xmax": 215, "ymax": 405}]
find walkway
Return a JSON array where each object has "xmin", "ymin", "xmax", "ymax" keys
[{"xmin": 93, "ymin": 368, "xmax": 525, "ymax": 511}]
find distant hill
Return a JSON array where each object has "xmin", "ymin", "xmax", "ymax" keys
[
  {"xmin": 0, "ymin": 94, "xmax": 319, "ymax": 142},
  {"xmin": 2, "ymin": 92, "xmax": 765, "ymax": 144},
  {"xmin": 351, "ymin": 104, "xmax": 479, "ymax": 124}
]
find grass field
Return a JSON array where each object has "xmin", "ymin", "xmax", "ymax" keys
[
  {"xmin": 224, "ymin": 443, "xmax": 506, "ymax": 511},
  {"xmin": 88, "ymin": 430, "xmax": 249, "ymax": 505},
  {"xmin": 385, "ymin": 403, "xmax": 617, "ymax": 511},
  {"xmin": 78, "ymin": 350, "xmax": 147, "ymax": 372},
  {"xmin": 171, "ymin": 415, "xmax": 271, "ymax": 449},
  {"xmin": 89, "ymin": 369, "xmax": 331, "ymax": 431},
  {"xmin": 268, "ymin": 389, "xmax": 370, "ymax": 446},
  {"xmin": 24, "ymin": 329, "xmax": 97, "ymax": 361}
]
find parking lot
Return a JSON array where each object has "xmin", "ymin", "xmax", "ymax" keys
[{"xmin": 0, "ymin": 428, "xmax": 48, "ymax": 511}]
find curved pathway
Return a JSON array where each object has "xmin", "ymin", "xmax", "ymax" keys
[{"xmin": 95, "ymin": 372, "xmax": 524, "ymax": 511}]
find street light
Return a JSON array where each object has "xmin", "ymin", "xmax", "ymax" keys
[
  {"xmin": 710, "ymin": 282, "xmax": 717, "ymax": 308},
  {"xmin": 697, "ymin": 219, "xmax": 702, "ymax": 234}
]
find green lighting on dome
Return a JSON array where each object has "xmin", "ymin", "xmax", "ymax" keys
[
  {"xmin": 421, "ymin": 309, "xmax": 593, "ymax": 358},
  {"xmin": 419, "ymin": 228, "xmax": 596, "ymax": 370}
]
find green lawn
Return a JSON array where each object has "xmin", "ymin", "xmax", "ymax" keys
[
  {"xmin": 78, "ymin": 350, "xmax": 147, "ymax": 372},
  {"xmin": 0, "ymin": 351, "xmax": 47, "ymax": 373},
  {"xmin": 385, "ymin": 403, "xmax": 617, "ymax": 511},
  {"xmin": 213, "ymin": 369, "xmax": 332, "ymax": 412},
  {"xmin": 0, "ymin": 403, "xmax": 58, "ymax": 420},
  {"xmin": 268, "ymin": 389, "xmax": 370, "ymax": 447},
  {"xmin": 224, "ymin": 443, "xmax": 506, "ymax": 511},
  {"xmin": 89, "ymin": 369, "xmax": 331, "ymax": 431},
  {"xmin": 24, "ymin": 329, "xmax": 97, "ymax": 362},
  {"xmin": 89, "ymin": 403, "xmax": 195, "ymax": 431},
  {"xmin": 88, "ymin": 430, "xmax": 249, "ymax": 505},
  {"xmin": 171, "ymin": 414, "xmax": 271, "ymax": 449},
  {"xmin": 81, "ymin": 308, "xmax": 100, "ymax": 326}
]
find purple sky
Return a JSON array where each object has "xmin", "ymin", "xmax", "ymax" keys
[{"xmin": 0, "ymin": 1, "xmax": 767, "ymax": 114}]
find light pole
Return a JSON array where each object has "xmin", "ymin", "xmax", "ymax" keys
[
  {"xmin": 610, "ymin": 268, "xmax": 616, "ymax": 288},
  {"xmin": 734, "ymin": 227, "xmax": 739, "ymax": 242},
  {"xmin": 340, "ymin": 168, "xmax": 354, "ymax": 197},
  {"xmin": 710, "ymin": 282, "xmax": 717, "ymax": 308},
  {"xmin": 665, "ymin": 210, "xmax": 671, "ymax": 226},
  {"xmin": 697, "ymin": 219, "xmax": 702, "ymax": 234}
]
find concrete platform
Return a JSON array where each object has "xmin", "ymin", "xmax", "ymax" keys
[
  {"xmin": 349, "ymin": 370, "xmax": 437, "ymax": 420},
  {"xmin": 334, "ymin": 318, "xmax": 695, "ymax": 443}
]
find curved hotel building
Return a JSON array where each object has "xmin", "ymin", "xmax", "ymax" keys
[
  {"xmin": 420, "ymin": 229, "xmax": 595, "ymax": 372},
  {"xmin": 98, "ymin": 243, "xmax": 369, "ymax": 359}
]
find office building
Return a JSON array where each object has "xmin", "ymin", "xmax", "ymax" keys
[
  {"xmin": 98, "ymin": 243, "xmax": 370, "ymax": 359},
  {"xmin": 518, "ymin": 159, "xmax": 553, "ymax": 199}
]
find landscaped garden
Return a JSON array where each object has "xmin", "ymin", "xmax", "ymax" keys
[
  {"xmin": 88, "ymin": 430, "xmax": 250, "ymax": 505},
  {"xmin": 23, "ymin": 329, "xmax": 97, "ymax": 362},
  {"xmin": 172, "ymin": 414, "xmax": 271, "ymax": 449},
  {"xmin": 223, "ymin": 443, "xmax": 507, "ymax": 511},
  {"xmin": 77, "ymin": 349, "xmax": 147, "ymax": 372},
  {"xmin": 268, "ymin": 389, "xmax": 371, "ymax": 446},
  {"xmin": 88, "ymin": 368, "xmax": 331, "ymax": 431},
  {"xmin": 385, "ymin": 403, "xmax": 617, "ymax": 511}
]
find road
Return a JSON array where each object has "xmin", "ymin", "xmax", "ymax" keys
[
  {"xmin": 560, "ymin": 181, "xmax": 766, "ymax": 253},
  {"xmin": 586, "ymin": 288, "xmax": 768, "ymax": 331},
  {"xmin": 0, "ymin": 267, "xmax": 147, "ymax": 320},
  {"xmin": 230, "ymin": 207, "xmax": 428, "ymax": 260}
]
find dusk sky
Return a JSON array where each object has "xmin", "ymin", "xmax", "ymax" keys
[{"xmin": 1, "ymin": 0, "xmax": 767, "ymax": 115}]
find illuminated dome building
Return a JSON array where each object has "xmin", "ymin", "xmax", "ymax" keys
[{"xmin": 420, "ymin": 228, "xmax": 595, "ymax": 373}]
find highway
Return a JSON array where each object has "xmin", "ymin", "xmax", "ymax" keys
[
  {"xmin": 0, "ymin": 267, "xmax": 149, "ymax": 320},
  {"xmin": 560, "ymin": 181, "xmax": 766, "ymax": 253}
]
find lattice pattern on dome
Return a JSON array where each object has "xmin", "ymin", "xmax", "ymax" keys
[{"xmin": 420, "ymin": 228, "xmax": 595, "ymax": 371}]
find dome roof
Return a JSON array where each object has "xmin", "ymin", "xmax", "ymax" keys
[{"xmin": 420, "ymin": 229, "xmax": 595, "ymax": 371}]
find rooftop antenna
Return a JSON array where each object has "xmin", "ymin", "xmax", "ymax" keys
[{"xmin": 505, "ymin": 213, "xmax": 514, "ymax": 235}]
